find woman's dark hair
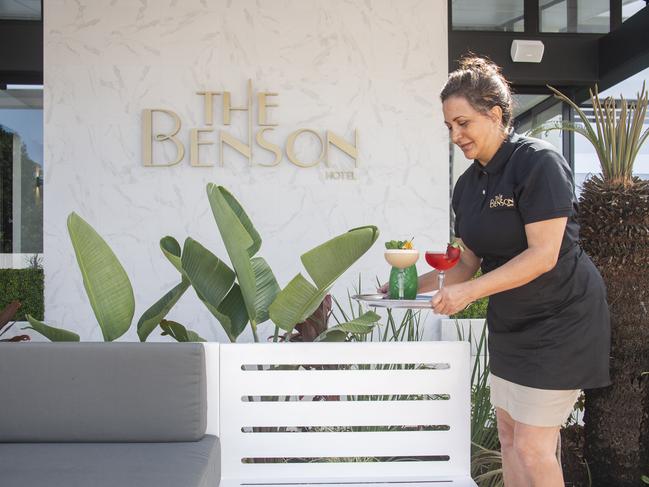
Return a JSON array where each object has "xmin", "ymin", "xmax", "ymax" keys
[{"xmin": 440, "ymin": 56, "xmax": 513, "ymax": 130}]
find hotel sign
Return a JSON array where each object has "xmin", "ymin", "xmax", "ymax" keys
[{"xmin": 142, "ymin": 80, "xmax": 358, "ymax": 176}]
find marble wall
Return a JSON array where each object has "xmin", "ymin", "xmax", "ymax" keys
[{"xmin": 44, "ymin": 0, "xmax": 450, "ymax": 341}]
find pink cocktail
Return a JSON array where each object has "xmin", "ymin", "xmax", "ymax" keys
[{"xmin": 425, "ymin": 249, "xmax": 460, "ymax": 289}]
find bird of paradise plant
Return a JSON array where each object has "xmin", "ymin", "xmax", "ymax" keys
[{"xmin": 26, "ymin": 183, "xmax": 380, "ymax": 343}]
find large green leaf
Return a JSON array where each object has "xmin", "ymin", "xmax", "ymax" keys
[
  {"xmin": 159, "ymin": 320, "xmax": 206, "ymax": 342},
  {"xmin": 219, "ymin": 187, "xmax": 262, "ymax": 257},
  {"xmin": 268, "ymin": 274, "xmax": 330, "ymax": 333},
  {"xmin": 137, "ymin": 279, "xmax": 190, "ymax": 341},
  {"xmin": 182, "ymin": 238, "xmax": 236, "ymax": 305},
  {"xmin": 206, "ymin": 184, "xmax": 279, "ymax": 328},
  {"xmin": 207, "ymin": 185, "xmax": 256, "ymax": 319},
  {"xmin": 302, "ymin": 225, "xmax": 379, "ymax": 289},
  {"xmin": 315, "ymin": 311, "xmax": 380, "ymax": 342},
  {"xmin": 211, "ymin": 284, "xmax": 249, "ymax": 341},
  {"xmin": 251, "ymin": 257, "xmax": 280, "ymax": 324},
  {"xmin": 67, "ymin": 212, "xmax": 134, "ymax": 341},
  {"xmin": 24, "ymin": 314, "xmax": 80, "ymax": 342},
  {"xmin": 160, "ymin": 236, "xmax": 184, "ymax": 274},
  {"xmin": 181, "ymin": 237, "xmax": 249, "ymax": 341},
  {"xmin": 269, "ymin": 226, "xmax": 379, "ymax": 332}
]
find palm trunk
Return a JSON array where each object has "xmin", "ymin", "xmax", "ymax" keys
[
  {"xmin": 579, "ymin": 177, "xmax": 649, "ymax": 486},
  {"xmin": 584, "ymin": 267, "xmax": 649, "ymax": 486}
]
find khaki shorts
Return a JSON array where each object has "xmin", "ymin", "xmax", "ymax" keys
[{"xmin": 489, "ymin": 374, "xmax": 581, "ymax": 428}]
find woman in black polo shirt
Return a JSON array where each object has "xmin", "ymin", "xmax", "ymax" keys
[{"xmin": 424, "ymin": 57, "xmax": 610, "ymax": 486}]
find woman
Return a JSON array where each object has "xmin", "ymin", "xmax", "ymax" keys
[{"xmin": 424, "ymin": 57, "xmax": 610, "ymax": 486}]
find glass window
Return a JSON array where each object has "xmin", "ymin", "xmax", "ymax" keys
[
  {"xmin": 452, "ymin": 0, "xmax": 525, "ymax": 32},
  {"xmin": 622, "ymin": 0, "xmax": 646, "ymax": 22},
  {"xmin": 0, "ymin": 87, "xmax": 43, "ymax": 255},
  {"xmin": 531, "ymin": 102, "xmax": 564, "ymax": 153},
  {"xmin": 0, "ymin": 0, "xmax": 42, "ymax": 20},
  {"xmin": 513, "ymin": 94, "xmax": 552, "ymax": 119},
  {"xmin": 575, "ymin": 67, "xmax": 649, "ymax": 193},
  {"xmin": 540, "ymin": 0, "xmax": 610, "ymax": 33}
]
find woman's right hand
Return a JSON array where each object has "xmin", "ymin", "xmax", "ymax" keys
[{"xmin": 377, "ymin": 282, "xmax": 388, "ymax": 294}]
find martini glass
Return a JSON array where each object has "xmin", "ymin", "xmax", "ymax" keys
[
  {"xmin": 425, "ymin": 250, "xmax": 460, "ymax": 290},
  {"xmin": 384, "ymin": 249, "xmax": 419, "ymax": 299}
]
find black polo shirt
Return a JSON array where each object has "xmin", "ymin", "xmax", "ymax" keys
[{"xmin": 452, "ymin": 132, "xmax": 610, "ymax": 390}]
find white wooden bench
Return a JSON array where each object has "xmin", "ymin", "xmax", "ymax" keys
[{"xmin": 207, "ymin": 341, "xmax": 476, "ymax": 487}]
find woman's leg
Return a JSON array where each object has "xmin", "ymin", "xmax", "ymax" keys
[
  {"xmin": 513, "ymin": 421, "xmax": 564, "ymax": 487},
  {"xmin": 495, "ymin": 408, "xmax": 528, "ymax": 486}
]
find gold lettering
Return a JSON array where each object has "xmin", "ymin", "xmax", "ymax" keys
[
  {"xmin": 489, "ymin": 194, "xmax": 515, "ymax": 208},
  {"xmin": 142, "ymin": 109, "xmax": 184, "ymax": 166},
  {"xmin": 220, "ymin": 131, "xmax": 251, "ymax": 166},
  {"xmin": 286, "ymin": 129, "xmax": 325, "ymax": 168},
  {"xmin": 254, "ymin": 127, "xmax": 282, "ymax": 166},
  {"xmin": 326, "ymin": 129, "xmax": 358, "ymax": 167},
  {"xmin": 222, "ymin": 80, "xmax": 253, "ymax": 164},
  {"xmin": 223, "ymin": 80, "xmax": 252, "ymax": 125},
  {"xmin": 190, "ymin": 128, "xmax": 214, "ymax": 167},
  {"xmin": 196, "ymin": 91, "xmax": 222, "ymax": 126},
  {"xmin": 258, "ymin": 92, "xmax": 278, "ymax": 126}
]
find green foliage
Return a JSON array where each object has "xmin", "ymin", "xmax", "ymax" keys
[
  {"xmin": 384, "ymin": 238, "xmax": 413, "ymax": 249},
  {"xmin": 140, "ymin": 185, "xmax": 379, "ymax": 342},
  {"xmin": 67, "ymin": 213, "xmax": 134, "ymax": 341},
  {"xmin": 315, "ymin": 311, "xmax": 381, "ymax": 342},
  {"xmin": 269, "ymin": 225, "xmax": 379, "ymax": 334},
  {"xmin": 26, "ymin": 213, "xmax": 135, "ymax": 342},
  {"xmin": 530, "ymin": 83, "xmax": 648, "ymax": 185},
  {"xmin": 24, "ymin": 314, "xmax": 80, "ymax": 341},
  {"xmin": 460, "ymin": 321, "xmax": 502, "ymax": 486},
  {"xmin": 452, "ymin": 297, "xmax": 488, "ymax": 319},
  {"xmin": 206, "ymin": 185, "xmax": 280, "ymax": 339},
  {"xmin": 159, "ymin": 319, "xmax": 205, "ymax": 342},
  {"xmin": 451, "ymin": 270, "xmax": 488, "ymax": 319},
  {"xmin": 0, "ymin": 268, "xmax": 44, "ymax": 321}
]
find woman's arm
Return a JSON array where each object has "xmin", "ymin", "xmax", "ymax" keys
[
  {"xmin": 417, "ymin": 238, "xmax": 481, "ymax": 292},
  {"xmin": 431, "ymin": 217, "xmax": 567, "ymax": 315}
]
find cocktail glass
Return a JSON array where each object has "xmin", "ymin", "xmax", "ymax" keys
[
  {"xmin": 424, "ymin": 250, "xmax": 460, "ymax": 290},
  {"xmin": 384, "ymin": 249, "xmax": 419, "ymax": 299}
]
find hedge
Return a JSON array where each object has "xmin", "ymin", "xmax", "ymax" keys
[
  {"xmin": 0, "ymin": 268, "xmax": 44, "ymax": 320},
  {"xmin": 450, "ymin": 269, "xmax": 488, "ymax": 320},
  {"xmin": 451, "ymin": 295, "xmax": 488, "ymax": 319}
]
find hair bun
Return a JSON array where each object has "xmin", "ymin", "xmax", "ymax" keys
[{"xmin": 458, "ymin": 56, "xmax": 500, "ymax": 75}]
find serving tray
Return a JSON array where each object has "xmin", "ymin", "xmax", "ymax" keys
[{"xmin": 352, "ymin": 293, "xmax": 435, "ymax": 309}]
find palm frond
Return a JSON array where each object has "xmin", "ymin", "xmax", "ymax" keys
[{"xmin": 534, "ymin": 82, "xmax": 649, "ymax": 185}]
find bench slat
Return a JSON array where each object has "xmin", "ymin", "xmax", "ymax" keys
[
  {"xmin": 231, "ymin": 400, "xmax": 461, "ymax": 427},
  {"xmin": 225, "ymin": 430, "xmax": 464, "ymax": 457},
  {"xmin": 228, "ymin": 370, "xmax": 461, "ymax": 396},
  {"xmin": 220, "ymin": 475, "xmax": 477, "ymax": 486}
]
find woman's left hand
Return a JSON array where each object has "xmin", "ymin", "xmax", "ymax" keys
[{"xmin": 431, "ymin": 283, "xmax": 474, "ymax": 316}]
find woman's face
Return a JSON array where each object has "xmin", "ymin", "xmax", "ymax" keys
[{"xmin": 442, "ymin": 95, "xmax": 504, "ymax": 165}]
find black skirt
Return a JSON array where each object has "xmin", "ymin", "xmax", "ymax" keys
[{"xmin": 486, "ymin": 246, "xmax": 611, "ymax": 390}]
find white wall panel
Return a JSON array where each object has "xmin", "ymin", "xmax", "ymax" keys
[{"xmin": 44, "ymin": 0, "xmax": 449, "ymax": 341}]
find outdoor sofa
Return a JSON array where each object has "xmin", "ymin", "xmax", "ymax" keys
[{"xmin": 0, "ymin": 341, "xmax": 476, "ymax": 487}]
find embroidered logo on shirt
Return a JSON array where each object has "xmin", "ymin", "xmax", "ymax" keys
[{"xmin": 489, "ymin": 194, "xmax": 515, "ymax": 208}]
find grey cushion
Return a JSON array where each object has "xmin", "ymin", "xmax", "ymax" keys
[
  {"xmin": 0, "ymin": 434, "xmax": 220, "ymax": 487},
  {"xmin": 0, "ymin": 343, "xmax": 206, "ymax": 442}
]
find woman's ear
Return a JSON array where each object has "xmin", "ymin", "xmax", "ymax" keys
[{"xmin": 489, "ymin": 105, "xmax": 503, "ymax": 125}]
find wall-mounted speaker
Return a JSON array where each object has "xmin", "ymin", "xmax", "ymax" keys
[{"xmin": 510, "ymin": 40, "xmax": 545, "ymax": 63}]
